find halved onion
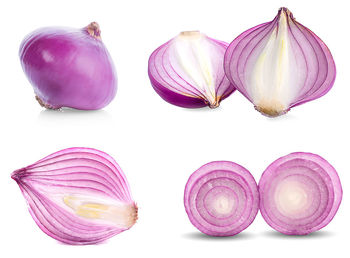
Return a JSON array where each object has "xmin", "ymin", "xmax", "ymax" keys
[
  {"xmin": 224, "ymin": 7, "xmax": 336, "ymax": 117},
  {"xmin": 148, "ymin": 32, "xmax": 235, "ymax": 108},
  {"xmin": 184, "ymin": 161, "xmax": 259, "ymax": 236},
  {"xmin": 11, "ymin": 147, "xmax": 137, "ymax": 245},
  {"xmin": 259, "ymin": 152, "xmax": 342, "ymax": 235}
]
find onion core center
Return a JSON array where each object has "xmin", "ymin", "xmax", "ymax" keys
[
  {"xmin": 276, "ymin": 180, "xmax": 309, "ymax": 216},
  {"xmin": 64, "ymin": 195, "xmax": 137, "ymax": 228},
  {"xmin": 171, "ymin": 34, "xmax": 219, "ymax": 106},
  {"xmin": 214, "ymin": 196, "xmax": 234, "ymax": 215}
]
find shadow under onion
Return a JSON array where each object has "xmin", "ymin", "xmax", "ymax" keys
[
  {"xmin": 38, "ymin": 108, "xmax": 112, "ymax": 123},
  {"xmin": 182, "ymin": 231, "xmax": 256, "ymax": 241},
  {"xmin": 263, "ymin": 230, "xmax": 335, "ymax": 239}
]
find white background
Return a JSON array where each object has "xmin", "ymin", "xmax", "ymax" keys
[{"xmin": 0, "ymin": 0, "xmax": 349, "ymax": 257}]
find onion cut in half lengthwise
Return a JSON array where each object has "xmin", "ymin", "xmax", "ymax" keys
[
  {"xmin": 11, "ymin": 147, "xmax": 137, "ymax": 245},
  {"xmin": 224, "ymin": 7, "xmax": 336, "ymax": 117},
  {"xmin": 184, "ymin": 161, "xmax": 259, "ymax": 236},
  {"xmin": 148, "ymin": 31, "xmax": 235, "ymax": 108},
  {"xmin": 259, "ymin": 152, "xmax": 342, "ymax": 235}
]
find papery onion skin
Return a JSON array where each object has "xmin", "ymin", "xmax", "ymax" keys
[
  {"xmin": 184, "ymin": 161, "xmax": 259, "ymax": 236},
  {"xmin": 19, "ymin": 22, "xmax": 117, "ymax": 110},
  {"xmin": 148, "ymin": 31, "xmax": 235, "ymax": 108},
  {"xmin": 11, "ymin": 147, "xmax": 137, "ymax": 245},
  {"xmin": 224, "ymin": 7, "xmax": 336, "ymax": 117},
  {"xmin": 259, "ymin": 152, "xmax": 342, "ymax": 235}
]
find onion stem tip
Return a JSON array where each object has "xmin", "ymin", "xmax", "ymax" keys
[{"xmin": 86, "ymin": 22, "xmax": 101, "ymax": 39}]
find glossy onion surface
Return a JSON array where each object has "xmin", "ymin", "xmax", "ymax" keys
[{"xmin": 19, "ymin": 22, "xmax": 117, "ymax": 110}]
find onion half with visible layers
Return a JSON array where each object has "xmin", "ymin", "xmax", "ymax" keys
[
  {"xmin": 259, "ymin": 152, "xmax": 342, "ymax": 235},
  {"xmin": 224, "ymin": 7, "xmax": 336, "ymax": 117},
  {"xmin": 20, "ymin": 22, "xmax": 117, "ymax": 110},
  {"xmin": 148, "ymin": 31, "xmax": 235, "ymax": 108},
  {"xmin": 184, "ymin": 161, "xmax": 259, "ymax": 236},
  {"xmin": 11, "ymin": 148, "xmax": 137, "ymax": 245}
]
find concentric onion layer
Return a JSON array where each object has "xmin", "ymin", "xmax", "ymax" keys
[
  {"xmin": 11, "ymin": 148, "xmax": 137, "ymax": 245},
  {"xmin": 184, "ymin": 161, "xmax": 259, "ymax": 236},
  {"xmin": 224, "ymin": 7, "xmax": 336, "ymax": 117},
  {"xmin": 259, "ymin": 152, "xmax": 342, "ymax": 235},
  {"xmin": 148, "ymin": 31, "xmax": 235, "ymax": 108}
]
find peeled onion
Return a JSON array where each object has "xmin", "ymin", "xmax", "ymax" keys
[
  {"xmin": 19, "ymin": 22, "xmax": 117, "ymax": 110},
  {"xmin": 11, "ymin": 148, "xmax": 137, "ymax": 245},
  {"xmin": 259, "ymin": 152, "xmax": 342, "ymax": 235},
  {"xmin": 224, "ymin": 7, "xmax": 336, "ymax": 117},
  {"xmin": 148, "ymin": 31, "xmax": 235, "ymax": 108},
  {"xmin": 184, "ymin": 161, "xmax": 259, "ymax": 236}
]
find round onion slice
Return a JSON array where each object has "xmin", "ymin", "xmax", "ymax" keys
[
  {"xmin": 184, "ymin": 161, "xmax": 259, "ymax": 236},
  {"xmin": 259, "ymin": 152, "xmax": 342, "ymax": 235},
  {"xmin": 11, "ymin": 147, "xmax": 137, "ymax": 245},
  {"xmin": 148, "ymin": 31, "xmax": 235, "ymax": 108},
  {"xmin": 224, "ymin": 7, "xmax": 336, "ymax": 117}
]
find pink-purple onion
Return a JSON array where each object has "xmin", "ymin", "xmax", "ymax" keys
[
  {"xmin": 19, "ymin": 22, "xmax": 117, "ymax": 110},
  {"xmin": 148, "ymin": 31, "xmax": 235, "ymax": 108},
  {"xmin": 184, "ymin": 161, "xmax": 259, "ymax": 236},
  {"xmin": 224, "ymin": 7, "xmax": 336, "ymax": 117},
  {"xmin": 259, "ymin": 152, "xmax": 342, "ymax": 235},
  {"xmin": 11, "ymin": 148, "xmax": 137, "ymax": 245}
]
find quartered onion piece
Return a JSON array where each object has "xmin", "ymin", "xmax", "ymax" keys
[
  {"xmin": 259, "ymin": 152, "xmax": 342, "ymax": 235},
  {"xmin": 184, "ymin": 161, "xmax": 259, "ymax": 236},
  {"xmin": 148, "ymin": 31, "xmax": 235, "ymax": 108},
  {"xmin": 224, "ymin": 7, "xmax": 336, "ymax": 117},
  {"xmin": 11, "ymin": 148, "xmax": 137, "ymax": 245}
]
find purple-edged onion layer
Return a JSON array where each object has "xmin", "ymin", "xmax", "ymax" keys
[
  {"xmin": 148, "ymin": 31, "xmax": 235, "ymax": 108},
  {"xmin": 184, "ymin": 161, "xmax": 259, "ymax": 236},
  {"xmin": 224, "ymin": 7, "xmax": 336, "ymax": 117},
  {"xmin": 20, "ymin": 22, "xmax": 117, "ymax": 110},
  {"xmin": 259, "ymin": 152, "xmax": 342, "ymax": 235},
  {"xmin": 11, "ymin": 148, "xmax": 137, "ymax": 245}
]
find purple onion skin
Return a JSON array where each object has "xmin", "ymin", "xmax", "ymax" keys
[
  {"xmin": 259, "ymin": 152, "xmax": 342, "ymax": 235},
  {"xmin": 19, "ymin": 22, "xmax": 117, "ymax": 110},
  {"xmin": 148, "ymin": 72, "xmax": 208, "ymax": 108},
  {"xmin": 184, "ymin": 161, "xmax": 259, "ymax": 236},
  {"xmin": 148, "ymin": 65, "xmax": 234, "ymax": 108}
]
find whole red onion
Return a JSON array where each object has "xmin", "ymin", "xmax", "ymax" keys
[{"xmin": 19, "ymin": 22, "xmax": 117, "ymax": 110}]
